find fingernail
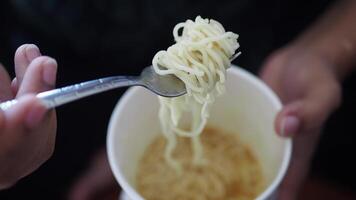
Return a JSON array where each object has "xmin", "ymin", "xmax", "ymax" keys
[
  {"xmin": 26, "ymin": 103, "xmax": 46, "ymax": 129},
  {"xmin": 11, "ymin": 78, "xmax": 19, "ymax": 93},
  {"xmin": 43, "ymin": 59, "xmax": 57, "ymax": 86},
  {"xmin": 25, "ymin": 44, "xmax": 41, "ymax": 61},
  {"xmin": 281, "ymin": 116, "xmax": 300, "ymax": 137}
]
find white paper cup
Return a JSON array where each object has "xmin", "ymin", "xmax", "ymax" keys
[{"xmin": 107, "ymin": 66, "xmax": 292, "ymax": 200}]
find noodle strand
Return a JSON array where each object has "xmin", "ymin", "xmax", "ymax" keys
[{"xmin": 152, "ymin": 16, "xmax": 240, "ymax": 170}]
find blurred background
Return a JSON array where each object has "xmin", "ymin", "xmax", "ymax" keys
[{"xmin": 0, "ymin": 0, "xmax": 355, "ymax": 199}]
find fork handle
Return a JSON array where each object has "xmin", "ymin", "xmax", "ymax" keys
[{"xmin": 0, "ymin": 76, "xmax": 138, "ymax": 110}]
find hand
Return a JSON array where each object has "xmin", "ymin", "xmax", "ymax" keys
[
  {"xmin": 68, "ymin": 149, "xmax": 120, "ymax": 200},
  {"xmin": 260, "ymin": 46, "xmax": 341, "ymax": 199},
  {"xmin": 0, "ymin": 44, "xmax": 58, "ymax": 189}
]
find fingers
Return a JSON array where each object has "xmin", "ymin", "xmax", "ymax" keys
[
  {"xmin": 4, "ymin": 95, "xmax": 47, "ymax": 130},
  {"xmin": 276, "ymin": 101, "xmax": 323, "ymax": 137},
  {"xmin": 17, "ymin": 56, "xmax": 57, "ymax": 97},
  {"xmin": 0, "ymin": 63, "xmax": 13, "ymax": 101},
  {"xmin": 275, "ymin": 85, "xmax": 341, "ymax": 137},
  {"xmin": 11, "ymin": 78, "xmax": 18, "ymax": 95},
  {"xmin": 14, "ymin": 44, "xmax": 41, "ymax": 88},
  {"xmin": 275, "ymin": 101, "xmax": 302, "ymax": 137},
  {"xmin": 0, "ymin": 95, "xmax": 51, "ymax": 185}
]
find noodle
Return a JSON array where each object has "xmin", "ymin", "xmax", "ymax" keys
[
  {"xmin": 136, "ymin": 17, "xmax": 264, "ymax": 200},
  {"xmin": 152, "ymin": 16, "xmax": 240, "ymax": 171},
  {"xmin": 136, "ymin": 127, "xmax": 265, "ymax": 200}
]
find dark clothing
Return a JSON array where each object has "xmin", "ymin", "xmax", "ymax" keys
[{"xmin": 1, "ymin": 0, "xmax": 355, "ymax": 199}]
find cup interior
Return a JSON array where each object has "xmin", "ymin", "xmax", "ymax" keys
[{"xmin": 107, "ymin": 66, "xmax": 291, "ymax": 200}]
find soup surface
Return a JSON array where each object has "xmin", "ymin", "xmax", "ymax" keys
[{"xmin": 136, "ymin": 127, "xmax": 265, "ymax": 200}]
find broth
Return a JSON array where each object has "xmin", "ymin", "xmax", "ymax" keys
[{"xmin": 136, "ymin": 127, "xmax": 265, "ymax": 200}]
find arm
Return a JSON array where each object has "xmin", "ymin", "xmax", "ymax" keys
[{"xmin": 261, "ymin": 0, "xmax": 356, "ymax": 199}]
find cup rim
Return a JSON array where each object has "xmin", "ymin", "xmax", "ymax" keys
[{"xmin": 107, "ymin": 66, "xmax": 292, "ymax": 200}]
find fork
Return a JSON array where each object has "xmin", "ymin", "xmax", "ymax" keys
[
  {"xmin": 0, "ymin": 66, "xmax": 186, "ymax": 110},
  {"xmin": 0, "ymin": 54, "xmax": 239, "ymax": 110}
]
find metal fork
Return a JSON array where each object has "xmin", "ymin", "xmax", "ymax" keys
[
  {"xmin": 0, "ymin": 54, "xmax": 239, "ymax": 110},
  {"xmin": 0, "ymin": 67, "xmax": 186, "ymax": 110}
]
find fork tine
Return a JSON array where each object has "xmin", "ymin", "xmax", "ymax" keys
[{"xmin": 230, "ymin": 52, "xmax": 241, "ymax": 62}]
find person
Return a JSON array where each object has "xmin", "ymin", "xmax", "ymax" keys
[
  {"xmin": 68, "ymin": 1, "xmax": 356, "ymax": 199},
  {"xmin": 0, "ymin": 0, "xmax": 355, "ymax": 199},
  {"xmin": 0, "ymin": 44, "xmax": 58, "ymax": 189}
]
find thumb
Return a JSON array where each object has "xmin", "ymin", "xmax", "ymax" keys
[
  {"xmin": 276, "ymin": 90, "xmax": 340, "ymax": 137},
  {"xmin": 275, "ymin": 101, "xmax": 302, "ymax": 137}
]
